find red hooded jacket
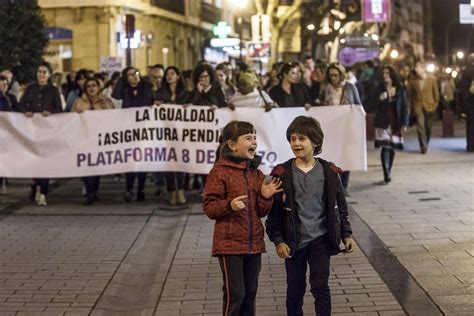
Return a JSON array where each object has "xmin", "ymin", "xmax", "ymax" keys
[{"xmin": 202, "ymin": 155, "xmax": 272, "ymax": 256}]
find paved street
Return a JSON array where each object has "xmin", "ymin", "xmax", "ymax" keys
[{"xmin": 0, "ymin": 120, "xmax": 472, "ymax": 315}]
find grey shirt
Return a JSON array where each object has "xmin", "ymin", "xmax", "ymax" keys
[{"xmin": 292, "ymin": 160, "xmax": 327, "ymax": 249}]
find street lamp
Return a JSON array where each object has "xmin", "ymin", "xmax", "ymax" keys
[
  {"xmin": 445, "ymin": 67, "xmax": 453, "ymax": 74},
  {"xmin": 390, "ymin": 49, "xmax": 399, "ymax": 59},
  {"xmin": 457, "ymin": 51, "xmax": 465, "ymax": 60},
  {"xmin": 307, "ymin": 24, "xmax": 315, "ymax": 31}
]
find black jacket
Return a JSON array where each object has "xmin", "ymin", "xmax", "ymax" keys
[
  {"xmin": 112, "ymin": 78, "xmax": 155, "ymax": 108},
  {"xmin": 372, "ymin": 85, "xmax": 410, "ymax": 129},
  {"xmin": 17, "ymin": 83, "xmax": 63, "ymax": 113},
  {"xmin": 265, "ymin": 158, "xmax": 352, "ymax": 256},
  {"xmin": 155, "ymin": 86, "xmax": 190, "ymax": 104},
  {"xmin": 190, "ymin": 84, "xmax": 227, "ymax": 108},
  {"xmin": 268, "ymin": 83, "xmax": 312, "ymax": 107},
  {"xmin": 0, "ymin": 92, "xmax": 17, "ymax": 112}
]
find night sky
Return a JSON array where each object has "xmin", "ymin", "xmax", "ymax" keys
[{"xmin": 432, "ymin": 0, "xmax": 474, "ymax": 59}]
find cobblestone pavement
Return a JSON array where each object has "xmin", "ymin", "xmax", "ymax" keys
[{"xmin": 0, "ymin": 120, "xmax": 471, "ymax": 315}]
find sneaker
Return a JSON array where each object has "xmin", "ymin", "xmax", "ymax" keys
[
  {"xmin": 136, "ymin": 191, "xmax": 145, "ymax": 202},
  {"xmin": 168, "ymin": 191, "xmax": 177, "ymax": 206},
  {"xmin": 37, "ymin": 194, "xmax": 47, "ymax": 206},
  {"xmin": 35, "ymin": 187, "xmax": 41, "ymax": 202},
  {"xmin": 177, "ymin": 190, "xmax": 187, "ymax": 205},
  {"xmin": 124, "ymin": 191, "xmax": 133, "ymax": 203}
]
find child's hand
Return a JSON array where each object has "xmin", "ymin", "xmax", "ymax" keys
[
  {"xmin": 261, "ymin": 177, "xmax": 283, "ymax": 199},
  {"xmin": 343, "ymin": 237, "xmax": 355, "ymax": 253},
  {"xmin": 230, "ymin": 195, "xmax": 248, "ymax": 211},
  {"xmin": 276, "ymin": 243, "xmax": 291, "ymax": 259}
]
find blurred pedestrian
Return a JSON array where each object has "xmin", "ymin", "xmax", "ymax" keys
[
  {"xmin": 155, "ymin": 66, "xmax": 190, "ymax": 205},
  {"xmin": 372, "ymin": 65, "xmax": 409, "ymax": 183},
  {"xmin": 460, "ymin": 53, "xmax": 474, "ymax": 152},
  {"xmin": 102, "ymin": 71, "xmax": 122, "ymax": 109},
  {"xmin": 319, "ymin": 62, "xmax": 361, "ymax": 191},
  {"xmin": 113, "ymin": 66, "xmax": 155, "ymax": 202},
  {"xmin": 72, "ymin": 77, "xmax": 115, "ymax": 205},
  {"xmin": 0, "ymin": 69, "xmax": 20, "ymax": 102},
  {"xmin": 407, "ymin": 62, "xmax": 439, "ymax": 154},
  {"xmin": 17, "ymin": 61, "xmax": 63, "ymax": 206},
  {"xmin": 215, "ymin": 63, "xmax": 235, "ymax": 102},
  {"xmin": 0, "ymin": 74, "xmax": 17, "ymax": 112},
  {"xmin": 65, "ymin": 69, "xmax": 89, "ymax": 112},
  {"xmin": 228, "ymin": 70, "xmax": 275, "ymax": 110}
]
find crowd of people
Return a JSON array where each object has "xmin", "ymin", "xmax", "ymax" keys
[{"xmin": 1, "ymin": 53, "xmax": 474, "ymax": 206}]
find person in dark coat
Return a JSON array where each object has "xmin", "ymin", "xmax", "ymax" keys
[
  {"xmin": 17, "ymin": 61, "xmax": 63, "ymax": 206},
  {"xmin": 269, "ymin": 62, "xmax": 312, "ymax": 109},
  {"xmin": 371, "ymin": 65, "xmax": 409, "ymax": 183},
  {"xmin": 190, "ymin": 63, "xmax": 227, "ymax": 108},
  {"xmin": 155, "ymin": 66, "xmax": 190, "ymax": 206},
  {"xmin": 112, "ymin": 67, "xmax": 155, "ymax": 202},
  {"xmin": 0, "ymin": 75, "xmax": 17, "ymax": 111},
  {"xmin": 460, "ymin": 53, "xmax": 474, "ymax": 152}
]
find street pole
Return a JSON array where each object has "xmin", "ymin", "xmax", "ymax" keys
[
  {"xmin": 445, "ymin": 18, "xmax": 456, "ymax": 65},
  {"xmin": 126, "ymin": 38, "xmax": 132, "ymax": 67},
  {"xmin": 238, "ymin": 16, "xmax": 243, "ymax": 60}
]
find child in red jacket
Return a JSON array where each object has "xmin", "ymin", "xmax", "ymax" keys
[{"xmin": 203, "ymin": 121, "xmax": 282, "ymax": 316}]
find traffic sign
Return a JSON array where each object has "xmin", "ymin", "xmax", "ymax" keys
[{"xmin": 460, "ymin": 4, "xmax": 474, "ymax": 24}]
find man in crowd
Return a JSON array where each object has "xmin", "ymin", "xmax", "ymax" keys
[{"xmin": 407, "ymin": 61, "xmax": 439, "ymax": 154}]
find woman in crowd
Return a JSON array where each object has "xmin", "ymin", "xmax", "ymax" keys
[
  {"xmin": 112, "ymin": 66, "xmax": 155, "ymax": 202},
  {"xmin": 72, "ymin": 77, "xmax": 115, "ymax": 205},
  {"xmin": 190, "ymin": 63, "xmax": 227, "ymax": 108},
  {"xmin": 65, "ymin": 69, "xmax": 89, "ymax": 112},
  {"xmin": 17, "ymin": 61, "xmax": 63, "ymax": 206},
  {"xmin": 102, "ymin": 71, "xmax": 122, "ymax": 109},
  {"xmin": 269, "ymin": 62, "xmax": 312, "ymax": 109},
  {"xmin": 319, "ymin": 62, "xmax": 362, "ymax": 192},
  {"xmin": 155, "ymin": 66, "xmax": 190, "ymax": 205},
  {"xmin": 372, "ymin": 65, "xmax": 409, "ymax": 183},
  {"xmin": 215, "ymin": 63, "xmax": 235, "ymax": 102}
]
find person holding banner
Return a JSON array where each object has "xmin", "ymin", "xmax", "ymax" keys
[
  {"xmin": 266, "ymin": 116, "xmax": 354, "ymax": 316},
  {"xmin": 203, "ymin": 121, "xmax": 282, "ymax": 316},
  {"xmin": 155, "ymin": 66, "xmax": 190, "ymax": 205},
  {"xmin": 319, "ymin": 62, "xmax": 362, "ymax": 192},
  {"xmin": 112, "ymin": 67, "xmax": 155, "ymax": 202},
  {"xmin": 268, "ymin": 62, "xmax": 312, "ymax": 109},
  {"xmin": 190, "ymin": 63, "xmax": 227, "ymax": 108},
  {"xmin": 17, "ymin": 61, "xmax": 63, "ymax": 206},
  {"xmin": 72, "ymin": 77, "xmax": 115, "ymax": 205},
  {"xmin": 372, "ymin": 65, "xmax": 409, "ymax": 183}
]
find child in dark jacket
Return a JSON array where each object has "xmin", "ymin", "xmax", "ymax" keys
[
  {"xmin": 203, "ymin": 121, "xmax": 282, "ymax": 316},
  {"xmin": 266, "ymin": 116, "xmax": 355, "ymax": 316}
]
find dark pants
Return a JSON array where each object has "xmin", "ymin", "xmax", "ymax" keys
[
  {"xmin": 126, "ymin": 172, "xmax": 147, "ymax": 193},
  {"xmin": 466, "ymin": 106, "xmax": 474, "ymax": 151},
  {"xmin": 34, "ymin": 178, "xmax": 50, "ymax": 195},
  {"xmin": 218, "ymin": 254, "xmax": 261, "ymax": 316},
  {"xmin": 82, "ymin": 176, "xmax": 100, "ymax": 195},
  {"xmin": 165, "ymin": 172, "xmax": 185, "ymax": 192},
  {"xmin": 415, "ymin": 110, "xmax": 436, "ymax": 153},
  {"xmin": 285, "ymin": 236, "xmax": 331, "ymax": 316}
]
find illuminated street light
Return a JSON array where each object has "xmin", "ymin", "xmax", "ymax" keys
[
  {"xmin": 364, "ymin": 33, "xmax": 369, "ymax": 37},
  {"xmin": 426, "ymin": 63, "xmax": 436, "ymax": 73},
  {"xmin": 339, "ymin": 28, "xmax": 345, "ymax": 34},
  {"xmin": 457, "ymin": 51, "xmax": 465, "ymax": 59},
  {"xmin": 390, "ymin": 49, "xmax": 399, "ymax": 59},
  {"xmin": 340, "ymin": 38, "xmax": 346, "ymax": 44},
  {"xmin": 451, "ymin": 70, "xmax": 458, "ymax": 78},
  {"xmin": 371, "ymin": 34, "xmax": 379, "ymax": 41},
  {"xmin": 334, "ymin": 20, "xmax": 341, "ymax": 30},
  {"xmin": 445, "ymin": 67, "xmax": 453, "ymax": 74},
  {"xmin": 307, "ymin": 24, "xmax": 315, "ymax": 31}
]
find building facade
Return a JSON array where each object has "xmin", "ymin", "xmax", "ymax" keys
[{"xmin": 39, "ymin": 0, "xmax": 240, "ymax": 73}]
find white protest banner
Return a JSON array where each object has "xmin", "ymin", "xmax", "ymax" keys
[{"xmin": 0, "ymin": 104, "xmax": 366, "ymax": 178}]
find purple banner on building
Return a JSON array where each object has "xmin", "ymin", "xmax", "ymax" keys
[
  {"xmin": 338, "ymin": 47, "xmax": 379, "ymax": 67},
  {"xmin": 362, "ymin": 0, "xmax": 390, "ymax": 23}
]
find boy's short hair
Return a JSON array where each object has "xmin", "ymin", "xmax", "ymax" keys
[{"xmin": 286, "ymin": 116, "xmax": 324, "ymax": 155}]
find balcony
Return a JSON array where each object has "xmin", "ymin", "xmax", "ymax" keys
[{"xmin": 200, "ymin": 1, "xmax": 222, "ymax": 24}]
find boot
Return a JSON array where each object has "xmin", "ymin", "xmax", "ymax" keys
[
  {"xmin": 169, "ymin": 191, "xmax": 177, "ymax": 205},
  {"xmin": 381, "ymin": 148, "xmax": 391, "ymax": 183},
  {"xmin": 388, "ymin": 148, "xmax": 395, "ymax": 178},
  {"xmin": 177, "ymin": 190, "xmax": 187, "ymax": 205}
]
